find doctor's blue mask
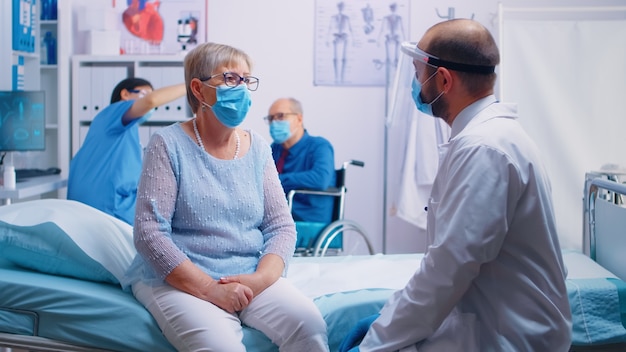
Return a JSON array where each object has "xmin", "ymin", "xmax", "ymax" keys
[
  {"xmin": 270, "ymin": 120, "xmax": 292, "ymax": 144},
  {"xmin": 201, "ymin": 84, "xmax": 251, "ymax": 128},
  {"xmin": 411, "ymin": 73, "xmax": 444, "ymax": 117}
]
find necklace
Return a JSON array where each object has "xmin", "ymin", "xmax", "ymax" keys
[{"xmin": 193, "ymin": 118, "xmax": 240, "ymax": 160}]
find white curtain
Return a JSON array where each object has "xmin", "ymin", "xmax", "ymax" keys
[{"xmin": 500, "ymin": 10, "xmax": 626, "ymax": 250}]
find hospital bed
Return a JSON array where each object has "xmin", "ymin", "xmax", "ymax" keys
[{"xmin": 1, "ymin": 177, "xmax": 626, "ymax": 351}]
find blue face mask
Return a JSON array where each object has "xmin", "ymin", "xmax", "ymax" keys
[
  {"xmin": 411, "ymin": 74, "xmax": 443, "ymax": 117},
  {"xmin": 269, "ymin": 120, "xmax": 292, "ymax": 144},
  {"xmin": 202, "ymin": 84, "xmax": 251, "ymax": 128}
]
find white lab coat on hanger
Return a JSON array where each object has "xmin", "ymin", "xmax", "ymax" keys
[{"xmin": 396, "ymin": 111, "xmax": 450, "ymax": 230}]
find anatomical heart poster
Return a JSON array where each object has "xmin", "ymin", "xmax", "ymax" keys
[{"xmin": 114, "ymin": 0, "xmax": 207, "ymax": 55}]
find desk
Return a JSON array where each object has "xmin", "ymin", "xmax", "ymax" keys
[{"xmin": 0, "ymin": 175, "xmax": 68, "ymax": 205}]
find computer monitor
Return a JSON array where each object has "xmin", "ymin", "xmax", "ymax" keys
[{"xmin": 0, "ymin": 90, "xmax": 45, "ymax": 152}]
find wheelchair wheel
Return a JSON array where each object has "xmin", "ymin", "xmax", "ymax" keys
[{"xmin": 312, "ymin": 219, "xmax": 375, "ymax": 257}]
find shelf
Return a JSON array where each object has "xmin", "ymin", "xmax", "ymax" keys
[
  {"xmin": 40, "ymin": 65, "xmax": 58, "ymax": 70},
  {"xmin": 0, "ymin": 174, "xmax": 67, "ymax": 205},
  {"xmin": 72, "ymin": 54, "xmax": 186, "ymax": 63},
  {"xmin": 12, "ymin": 51, "xmax": 39, "ymax": 59},
  {"xmin": 71, "ymin": 55, "xmax": 190, "ymax": 156},
  {"xmin": 41, "ymin": 20, "xmax": 58, "ymax": 25}
]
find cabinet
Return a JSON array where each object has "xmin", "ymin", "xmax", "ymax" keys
[
  {"xmin": 1, "ymin": 0, "xmax": 70, "ymax": 197},
  {"xmin": 40, "ymin": 0, "xmax": 71, "ymax": 183},
  {"xmin": 1, "ymin": 0, "xmax": 42, "ymax": 167},
  {"xmin": 71, "ymin": 55, "xmax": 191, "ymax": 156}
]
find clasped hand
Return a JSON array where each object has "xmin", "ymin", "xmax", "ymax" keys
[
  {"xmin": 208, "ymin": 279, "xmax": 253, "ymax": 313},
  {"xmin": 212, "ymin": 272, "xmax": 271, "ymax": 313}
]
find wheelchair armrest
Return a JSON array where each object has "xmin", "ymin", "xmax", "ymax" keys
[
  {"xmin": 287, "ymin": 187, "xmax": 344, "ymax": 210},
  {"xmin": 347, "ymin": 160, "xmax": 365, "ymax": 168}
]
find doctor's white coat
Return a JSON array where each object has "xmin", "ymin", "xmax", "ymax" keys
[{"xmin": 360, "ymin": 96, "xmax": 572, "ymax": 352}]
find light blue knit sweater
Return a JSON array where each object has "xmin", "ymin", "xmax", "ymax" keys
[{"xmin": 123, "ymin": 124, "xmax": 296, "ymax": 289}]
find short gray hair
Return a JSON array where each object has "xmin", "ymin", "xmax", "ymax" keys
[
  {"xmin": 183, "ymin": 42, "xmax": 253, "ymax": 111},
  {"xmin": 285, "ymin": 97, "xmax": 303, "ymax": 115}
]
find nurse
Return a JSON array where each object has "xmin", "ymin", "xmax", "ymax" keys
[
  {"xmin": 341, "ymin": 18, "xmax": 572, "ymax": 351},
  {"xmin": 67, "ymin": 78, "xmax": 186, "ymax": 225}
]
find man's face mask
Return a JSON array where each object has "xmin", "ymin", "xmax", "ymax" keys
[
  {"xmin": 201, "ymin": 84, "xmax": 251, "ymax": 128},
  {"xmin": 411, "ymin": 72, "xmax": 443, "ymax": 117},
  {"xmin": 269, "ymin": 120, "xmax": 292, "ymax": 144}
]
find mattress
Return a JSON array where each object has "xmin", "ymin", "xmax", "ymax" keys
[
  {"xmin": 0, "ymin": 255, "xmax": 413, "ymax": 352},
  {"xmin": 1, "ymin": 251, "xmax": 626, "ymax": 351}
]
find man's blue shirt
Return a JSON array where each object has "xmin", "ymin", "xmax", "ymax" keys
[{"xmin": 271, "ymin": 130, "xmax": 336, "ymax": 223}]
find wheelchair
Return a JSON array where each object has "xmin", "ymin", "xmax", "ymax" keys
[{"xmin": 287, "ymin": 160, "xmax": 375, "ymax": 257}]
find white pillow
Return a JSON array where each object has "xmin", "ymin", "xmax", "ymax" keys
[{"xmin": 0, "ymin": 199, "xmax": 136, "ymax": 285}]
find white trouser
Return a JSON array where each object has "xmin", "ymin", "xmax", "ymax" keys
[{"xmin": 133, "ymin": 277, "xmax": 329, "ymax": 352}]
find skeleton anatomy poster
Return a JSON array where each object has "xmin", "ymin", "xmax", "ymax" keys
[{"xmin": 314, "ymin": 0, "xmax": 410, "ymax": 86}]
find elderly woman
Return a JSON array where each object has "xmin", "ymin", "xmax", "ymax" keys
[{"xmin": 123, "ymin": 42, "xmax": 329, "ymax": 351}]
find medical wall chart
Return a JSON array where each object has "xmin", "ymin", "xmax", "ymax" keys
[
  {"xmin": 314, "ymin": 0, "xmax": 410, "ymax": 86},
  {"xmin": 112, "ymin": 0, "xmax": 207, "ymax": 55}
]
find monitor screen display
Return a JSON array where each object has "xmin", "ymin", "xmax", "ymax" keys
[{"xmin": 0, "ymin": 90, "xmax": 45, "ymax": 152}]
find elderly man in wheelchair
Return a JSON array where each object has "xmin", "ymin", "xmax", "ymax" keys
[{"xmin": 266, "ymin": 97, "xmax": 373, "ymax": 256}]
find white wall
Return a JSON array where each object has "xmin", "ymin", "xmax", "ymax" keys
[
  {"xmin": 206, "ymin": 0, "xmax": 505, "ymax": 254},
  {"xmin": 207, "ymin": 0, "xmax": 388, "ymax": 252}
]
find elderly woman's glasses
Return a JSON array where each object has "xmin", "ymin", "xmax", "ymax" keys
[
  {"xmin": 263, "ymin": 112, "xmax": 297, "ymax": 123},
  {"xmin": 201, "ymin": 72, "xmax": 260, "ymax": 91}
]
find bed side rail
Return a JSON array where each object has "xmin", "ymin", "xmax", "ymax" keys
[
  {"xmin": 0, "ymin": 332, "xmax": 114, "ymax": 352},
  {"xmin": 587, "ymin": 178, "xmax": 626, "ymax": 281}
]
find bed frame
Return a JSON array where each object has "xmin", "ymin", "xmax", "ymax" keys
[
  {"xmin": 587, "ymin": 177, "xmax": 626, "ymax": 281},
  {"xmin": 0, "ymin": 332, "xmax": 112, "ymax": 352},
  {"xmin": 1, "ymin": 176, "xmax": 626, "ymax": 352},
  {"xmin": 569, "ymin": 177, "xmax": 626, "ymax": 352}
]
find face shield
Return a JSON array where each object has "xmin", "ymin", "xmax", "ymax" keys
[
  {"xmin": 386, "ymin": 43, "xmax": 427, "ymax": 127},
  {"xmin": 400, "ymin": 42, "xmax": 496, "ymax": 75},
  {"xmin": 400, "ymin": 42, "xmax": 436, "ymax": 66}
]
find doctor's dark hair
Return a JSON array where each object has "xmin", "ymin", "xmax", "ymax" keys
[
  {"xmin": 110, "ymin": 78, "xmax": 153, "ymax": 104},
  {"xmin": 425, "ymin": 19, "xmax": 499, "ymax": 94}
]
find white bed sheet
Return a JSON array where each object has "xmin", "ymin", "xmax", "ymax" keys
[
  {"xmin": 288, "ymin": 253, "xmax": 421, "ymax": 298},
  {"xmin": 287, "ymin": 250, "xmax": 610, "ymax": 298}
]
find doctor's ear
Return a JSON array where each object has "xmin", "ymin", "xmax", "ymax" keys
[{"xmin": 438, "ymin": 67, "xmax": 453, "ymax": 91}]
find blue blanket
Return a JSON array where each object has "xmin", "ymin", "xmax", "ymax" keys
[{"xmin": 568, "ymin": 278, "xmax": 626, "ymax": 345}]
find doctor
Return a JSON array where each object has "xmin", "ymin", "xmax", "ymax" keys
[
  {"xmin": 341, "ymin": 19, "xmax": 571, "ymax": 351},
  {"xmin": 68, "ymin": 78, "xmax": 186, "ymax": 225}
]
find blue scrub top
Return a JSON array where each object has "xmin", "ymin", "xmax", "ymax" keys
[
  {"xmin": 271, "ymin": 130, "xmax": 336, "ymax": 223},
  {"xmin": 67, "ymin": 100, "xmax": 150, "ymax": 225}
]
